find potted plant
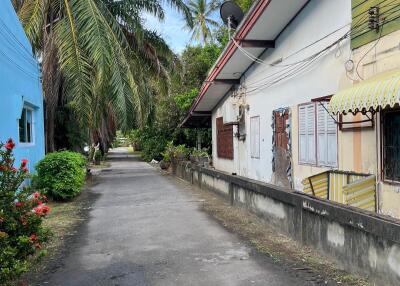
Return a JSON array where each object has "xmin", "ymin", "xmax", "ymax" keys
[
  {"xmin": 174, "ymin": 144, "xmax": 189, "ymax": 161},
  {"xmin": 190, "ymin": 149, "xmax": 210, "ymax": 166}
]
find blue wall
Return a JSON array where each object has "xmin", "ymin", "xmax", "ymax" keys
[{"xmin": 0, "ymin": 0, "xmax": 45, "ymax": 172}]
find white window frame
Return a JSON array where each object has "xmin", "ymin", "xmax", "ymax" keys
[
  {"xmin": 250, "ymin": 116, "xmax": 260, "ymax": 159},
  {"xmin": 298, "ymin": 102, "xmax": 337, "ymax": 167},
  {"xmin": 19, "ymin": 105, "xmax": 35, "ymax": 146}
]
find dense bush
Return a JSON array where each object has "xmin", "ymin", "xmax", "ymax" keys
[
  {"xmin": 134, "ymin": 127, "xmax": 169, "ymax": 161},
  {"xmin": 0, "ymin": 139, "xmax": 50, "ymax": 282},
  {"xmin": 34, "ymin": 151, "xmax": 86, "ymax": 200}
]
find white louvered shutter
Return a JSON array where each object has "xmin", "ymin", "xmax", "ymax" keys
[
  {"xmin": 299, "ymin": 106, "xmax": 307, "ymax": 163},
  {"xmin": 299, "ymin": 104, "xmax": 316, "ymax": 164},
  {"xmin": 326, "ymin": 104, "xmax": 337, "ymax": 166},
  {"xmin": 317, "ymin": 103, "xmax": 327, "ymax": 165},
  {"xmin": 317, "ymin": 103, "xmax": 337, "ymax": 167},
  {"xmin": 306, "ymin": 104, "xmax": 316, "ymax": 164}
]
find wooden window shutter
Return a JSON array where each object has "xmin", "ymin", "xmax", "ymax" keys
[{"xmin": 217, "ymin": 117, "xmax": 234, "ymax": 160}]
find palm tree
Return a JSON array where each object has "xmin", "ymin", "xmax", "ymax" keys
[
  {"xmin": 186, "ymin": 0, "xmax": 220, "ymax": 45},
  {"xmin": 13, "ymin": 0, "xmax": 192, "ymax": 152}
]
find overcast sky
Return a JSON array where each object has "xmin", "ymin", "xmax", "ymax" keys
[{"xmin": 143, "ymin": 5, "xmax": 221, "ymax": 54}]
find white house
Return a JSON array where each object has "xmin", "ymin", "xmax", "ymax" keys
[
  {"xmin": 183, "ymin": 0, "xmax": 400, "ymax": 217},
  {"xmin": 183, "ymin": 0, "xmax": 352, "ymax": 187}
]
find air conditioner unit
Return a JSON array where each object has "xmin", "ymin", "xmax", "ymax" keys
[{"xmin": 222, "ymin": 102, "xmax": 239, "ymax": 124}]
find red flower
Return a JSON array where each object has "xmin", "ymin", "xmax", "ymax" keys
[
  {"xmin": 21, "ymin": 159, "xmax": 28, "ymax": 168},
  {"xmin": 4, "ymin": 139, "xmax": 15, "ymax": 150},
  {"xmin": 29, "ymin": 233, "xmax": 37, "ymax": 242},
  {"xmin": 33, "ymin": 192, "xmax": 40, "ymax": 199},
  {"xmin": 41, "ymin": 205, "xmax": 50, "ymax": 215},
  {"xmin": 11, "ymin": 167, "xmax": 17, "ymax": 173},
  {"xmin": 15, "ymin": 201, "xmax": 24, "ymax": 208},
  {"xmin": 0, "ymin": 165, "xmax": 6, "ymax": 171},
  {"xmin": 34, "ymin": 205, "xmax": 51, "ymax": 216},
  {"xmin": 22, "ymin": 167, "xmax": 28, "ymax": 173}
]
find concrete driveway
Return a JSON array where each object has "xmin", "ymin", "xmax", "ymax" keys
[{"xmin": 38, "ymin": 148, "xmax": 311, "ymax": 286}]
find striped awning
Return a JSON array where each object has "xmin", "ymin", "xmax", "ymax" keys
[{"xmin": 329, "ymin": 70, "xmax": 400, "ymax": 114}]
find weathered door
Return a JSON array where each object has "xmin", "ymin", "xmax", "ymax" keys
[{"xmin": 272, "ymin": 109, "xmax": 291, "ymax": 188}]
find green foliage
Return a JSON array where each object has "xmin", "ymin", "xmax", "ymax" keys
[
  {"xmin": 34, "ymin": 151, "xmax": 86, "ymax": 201},
  {"xmin": 191, "ymin": 148, "xmax": 209, "ymax": 157},
  {"xmin": 0, "ymin": 139, "xmax": 50, "ymax": 283},
  {"xmin": 179, "ymin": 44, "xmax": 222, "ymax": 88},
  {"xmin": 134, "ymin": 127, "xmax": 170, "ymax": 161},
  {"xmin": 233, "ymin": 0, "xmax": 255, "ymax": 12},
  {"xmin": 112, "ymin": 131, "xmax": 129, "ymax": 148},
  {"xmin": 14, "ymin": 0, "xmax": 193, "ymax": 153},
  {"xmin": 174, "ymin": 88, "xmax": 199, "ymax": 112},
  {"xmin": 162, "ymin": 142, "xmax": 191, "ymax": 162},
  {"xmin": 130, "ymin": 43, "xmax": 218, "ymax": 162},
  {"xmin": 185, "ymin": 0, "xmax": 220, "ymax": 45}
]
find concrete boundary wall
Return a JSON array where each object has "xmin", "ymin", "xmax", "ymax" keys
[{"xmin": 173, "ymin": 162, "xmax": 400, "ymax": 285}]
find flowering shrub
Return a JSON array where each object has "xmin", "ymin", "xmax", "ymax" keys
[
  {"xmin": 34, "ymin": 151, "xmax": 86, "ymax": 200},
  {"xmin": 0, "ymin": 139, "xmax": 50, "ymax": 282}
]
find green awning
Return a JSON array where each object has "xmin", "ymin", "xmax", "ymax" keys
[{"xmin": 329, "ymin": 70, "xmax": 400, "ymax": 114}]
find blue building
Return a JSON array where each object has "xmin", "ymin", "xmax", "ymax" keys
[{"xmin": 0, "ymin": 1, "xmax": 45, "ymax": 172}]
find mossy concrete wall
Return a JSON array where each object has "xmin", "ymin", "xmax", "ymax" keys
[{"xmin": 173, "ymin": 162, "xmax": 400, "ymax": 285}]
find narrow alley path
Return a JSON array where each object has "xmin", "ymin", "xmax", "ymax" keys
[{"xmin": 38, "ymin": 148, "xmax": 311, "ymax": 286}]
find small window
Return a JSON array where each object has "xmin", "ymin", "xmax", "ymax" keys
[
  {"xmin": 250, "ymin": 116, "xmax": 260, "ymax": 158},
  {"xmin": 298, "ymin": 102, "xmax": 337, "ymax": 167},
  {"xmin": 19, "ymin": 107, "xmax": 34, "ymax": 144},
  {"xmin": 382, "ymin": 110, "xmax": 400, "ymax": 182}
]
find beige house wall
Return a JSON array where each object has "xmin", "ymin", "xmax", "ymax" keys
[
  {"xmin": 292, "ymin": 30, "xmax": 400, "ymax": 217},
  {"xmin": 351, "ymin": 29, "xmax": 400, "ymax": 218}
]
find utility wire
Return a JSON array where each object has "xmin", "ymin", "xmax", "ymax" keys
[
  {"xmin": 232, "ymin": 6, "xmax": 398, "ymax": 93},
  {"xmin": 0, "ymin": 49, "xmax": 39, "ymax": 79},
  {"xmin": 0, "ymin": 30, "xmax": 38, "ymax": 68},
  {"xmin": 0, "ymin": 17, "xmax": 36, "ymax": 59}
]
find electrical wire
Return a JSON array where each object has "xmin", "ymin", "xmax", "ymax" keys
[
  {"xmin": 0, "ymin": 49, "xmax": 40, "ymax": 79},
  {"xmin": 243, "ymin": 32, "xmax": 348, "ymax": 90},
  {"xmin": 231, "ymin": 0, "xmax": 395, "ymax": 71},
  {"xmin": 0, "ymin": 30, "xmax": 38, "ymax": 68},
  {"xmin": 0, "ymin": 17, "xmax": 36, "ymax": 59},
  {"xmin": 230, "ymin": 14, "xmax": 369, "ymax": 88},
  {"xmin": 232, "ymin": 4, "xmax": 399, "ymax": 93}
]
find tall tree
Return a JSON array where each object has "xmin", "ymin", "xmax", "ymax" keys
[
  {"xmin": 233, "ymin": 0, "xmax": 254, "ymax": 12},
  {"xmin": 186, "ymin": 0, "xmax": 220, "ymax": 45},
  {"xmin": 13, "ymin": 0, "xmax": 192, "ymax": 152}
]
